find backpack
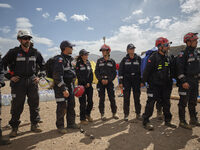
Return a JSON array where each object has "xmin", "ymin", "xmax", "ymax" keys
[
  {"xmin": 141, "ymin": 47, "xmax": 157, "ymax": 78},
  {"xmin": 45, "ymin": 55, "xmax": 62, "ymax": 78}
]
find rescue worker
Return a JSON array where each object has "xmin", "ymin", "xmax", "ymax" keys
[
  {"xmin": 0, "ymin": 52, "xmax": 11, "ymax": 145},
  {"xmin": 142, "ymin": 37, "xmax": 176, "ymax": 130},
  {"xmin": 75, "ymin": 49, "xmax": 93, "ymax": 125},
  {"xmin": 2, "ymin": 30, "xmax": 45, "ymax": 137},
  {"xmin": 176, "ymin": 32, "xmax": 200, "ymax": 129},
  {"xmin": 118, "ymin": 43, "xmax": 142, "ymax": 121},
  {"xmin": 53, "ymin": 40, "xmax": 79, "ymax": 134},
  {"xmin": 95, "ymin": 44, "xmax": 119, "ymax": 121}
]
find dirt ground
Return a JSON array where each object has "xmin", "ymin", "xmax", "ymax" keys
[{"xmin": 1, "ymin": 81, "xmax": 200, "ymax": 150}]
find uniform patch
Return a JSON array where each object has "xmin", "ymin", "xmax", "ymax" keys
[
  {"xmin": 17, "ymin": 53, "xmax": 23, "ymax": 57},
  {"xmin": 58, "ymin": 57, "xmax": 63, "ymax": 63}
]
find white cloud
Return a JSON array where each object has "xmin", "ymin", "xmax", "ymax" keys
[
  {"xmin": 70, "ymin": 14, "xmax": 89, "ymax": 22},
  {"xmin": 138, "ymin": 17, "xmax": 150, "ymax": 24},
  {"xmin": 87, "ymin": 27, "xmax": 94, "ymax": 31},
  {"xmin": 0, "ymin": 26, "xmax": 11, "ymax": 33},
  {"xmin": 73, "ymin": 10, "xmax": 200, "ymax": 55},
  {"xmin": 55, "ymin": 12, "xmax": 67, "ymax": 22},
  {"xmin": 122, "ymin": 16, "xmax": 132, "ymax": 22},
  {"xmin": 33, "ymin": 37, "xmax": 53, "ymax": 47},
  {"xmin": 180, "ymin": 0, "xmax": 200, "ymax": 14},
  {"xmin": 155, "ymin": 19, "xmax": 172, "ymax": 29},
  {"xmin": 0, "ymin": 3, "xmax": 12, "ymax": 8},
  {"xmin": 0, "ymin": 37, "xmax": 18, "ymax": 55},
  {"xmin": 16, "ymin": 17, "xmax": 33, "ymax": 33},
  {"xmin": 132, "ymin": 9, "xmax": 143, "ymax": 15},
  {"xmin": 122, "ymin": 9, "xmax": 143, "ymax": 22},
  {"xmin": 47, "ymin": 47, "xmax": 60, "ymax": 55},
  {"xmin": 42, "ymin": 12, "xmax": 50, "ymax": 18},
  {"xmin": 36, "ymin": 8, "xmax": 42, "ymax": 11},
  {"xmin": 15, "ymin": 17, "xmax": 53, "ymax": 47}
]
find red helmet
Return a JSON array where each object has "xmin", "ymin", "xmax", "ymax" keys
[
  {"xmin": 99, "ymin": 44, "xmax": 111, "ymax": 52},
  {"xmin": 183, "ymin": 32, "xmax": 198, "ymax": 43},
  {"xmin": 155, "ymin": 37, "xmax": 170, "ymax": 47},
  {"xmin": 73, "ymin": 85, "xmax": 85, "ymax": 97}
]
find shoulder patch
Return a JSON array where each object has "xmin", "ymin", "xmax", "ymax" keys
[{"xmin": 58, "ymin": 57, "xmax": 63, "ymax": 63}]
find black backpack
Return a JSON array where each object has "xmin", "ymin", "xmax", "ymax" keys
[{"xmin": 45, "ymin": 55, "xmax": 62, "ymax": 78}]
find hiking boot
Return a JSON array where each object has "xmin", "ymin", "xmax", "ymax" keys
[
  {"xmin": 80, "ymin": 120, "xmax": 89, "ymax": 125},
  {"xmin": 112, "ymin": 113, "xmax": 119, "ymax": 120},
  {"xmin": 67, "ymin": 124, "xmax": 80, "ymax": 129},
  {"xmin": 101, "ymin": 114, "xmax": 107, "ymax": 121},
  {"xmin": 136, "ymin": 114, "xmax": 143, "ymax": 121},
  {"xmin": 189, "ymin": 120, "xmax": 200, "ymax": 127},
  {"xmin": 157, "ymin": 111, "xmax": 163, "ymax": 120},
  {"xmin": 144, "ymin": 123, "xmax": 154, "ymax": 131},
  {"xmin": 124, "ymin": 115, "xmax": 128, "ymax": 122},
  {"xmin": 31, "ymin": 124, "xmax": 42, "ymax": 133},
  {"xmin": 179, "ymin": 121, "xmax": 192, "ymax": 130},
  {"xmin": 86, "ymin": 115, "xmax": 93, "ymax": 122},
  {"xmin": 165, "ymin": 122, "xmax": 177, "ymax": 128},
  {"xmin": 0, "ymin": 137, "xmax": 11, "ymax": 145},
  {"xmin": 9, "ymin": 128, "xmax": 18, "ymax": 138},
  {"xmin": 57, "ymin": 128, "xmax": 67, "ymax": 134}
]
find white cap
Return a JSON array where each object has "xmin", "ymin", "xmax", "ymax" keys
[{"xmin": 17, "ymin": 30, "xmax": 32, "ymax": 38}]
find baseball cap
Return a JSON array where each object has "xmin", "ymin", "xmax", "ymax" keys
[
  {"xmin": 60, "ymin": 40, "xmax": 75, "ymax": 51},
  {"xmin": 127, "ymin": 43, "xmax": 136, "ymax": 50},
  {"xmin": 79, "ymin": 49, "xmax": 89, "ymax": 56}
]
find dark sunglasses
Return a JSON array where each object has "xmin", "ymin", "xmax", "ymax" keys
[
  {"xmin": 163, "ymin": 43, "xmax": 170, "ymax": 47},
  {"xmin": 21, "ymin": 36, "xmax": 31, "ymax": 40}
]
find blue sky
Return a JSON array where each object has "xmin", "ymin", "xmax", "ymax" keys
[{"xmin": 0, "ymin": 0, "xmax": 200, "ymax": 59}]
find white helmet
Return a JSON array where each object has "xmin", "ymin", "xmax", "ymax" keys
[{"xmin": 17, "ymin": 30, "xmax": 32, "ymax": 39}]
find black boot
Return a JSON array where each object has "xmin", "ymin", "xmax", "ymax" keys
[{"xmin": 0, "ymin": 130, "xmax": 11, "ymax": 145}]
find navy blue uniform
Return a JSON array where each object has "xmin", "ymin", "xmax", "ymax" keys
[
  {"xmin": 142, "ymin": 52, "xmax": 173, "ymax": 125},
  {"xmin": 176, "ymin": 46, "xmax": 200, "ymax": 123},
  {"xmin": 118, "ymin": 54, "xmax": 142, "ymax": 117},
  {"xmin": 76, "ymin": 59, "xmax": 93, "ymax": 121},
  {"xmin": 52, "ymin": 53, "xmax": 76, "ymax": 129},
  {"xmin": 95, "ymin": 57, "xmax": 117, "ymax": 115},
  {"xmin": 2, "ymin": 46, "xmax": 45, "ymax": 128}
]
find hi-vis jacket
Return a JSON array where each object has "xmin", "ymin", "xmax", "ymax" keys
[
  {"xmin": 176, "ymin": 46, "xmax": 200, "ymax": 84},
  {"xmin": 142, "ymin": 52, "xmax": 172, "ymax": 86},
  {"xmin": 2, "ymin": 46, "xmax": 45, "ymax": 78},
  {"xmin": 95, "ymin": 57, "xmax": 116, "ymax": 83},
  {"xmin": 118, "ymin": 54, "xmax": 141, "ymax": 84}
]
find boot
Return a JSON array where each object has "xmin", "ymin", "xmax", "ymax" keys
[
  {"xmin": 144, "ymin": 123, "xmax": 154, "ymax": 131},
  {"xmin": 189, "ymin": 120, "xmax": 200, "ymax": 127},
  {"xmin": 157, "ymin": 111, "xmax": 163, "ymax": 120},
  {"xmin": 31, "ymin": 124, "xmax": 42, "ymax": 133},
  {"xmin": 165, "ymin": 122, "xmax": 177, "ymax": 128},
  {"xmin": 124, "ymin": 115, "xmax": 128, "ymax": 122},
  {"xmin": 101, "ymin": 114, "xmax": 107, "ymax": 121},
  {"xmin": 0, "ymin": 130, "xmax": 11, "ymax": 145},
  {"xmin": 86, "ymin": 115, "xmax": 93, "ymax": 122},
  {"xmin": 9, "ymin": 128, "xmax": 18, "ymax": 138},
  {"xmin": 179, "ymin": 121, "xmax": 192, "ymax": 130},
  {"xmin": 112, "ymin": 113, "xmax": 119, "ymax": 120},
  {"xmin": 80, "ymin": 120, "xmax": 89, "ymax": 125},
  {"xmin": 136, "ymin": 114, "xmax": 143, "ymax": 121},
  {"xmin": 0, "ymin": 137, "xmax": 11, "ymax": 145},
  {"xmin": 57, "ymin": 128, "xmax": 67, "ymax": 134},
  {"xmin": 67, "ymin": 123, "xmax": 80, "ymax": 129}
]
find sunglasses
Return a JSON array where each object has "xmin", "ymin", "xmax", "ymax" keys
[
  {"xmin": 163, "ymin": 43, "xmax": 170, "ymax": 47},
  {"xmin": 21, "ymin": 36, "xmax": 31, "ymax": 40}
]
